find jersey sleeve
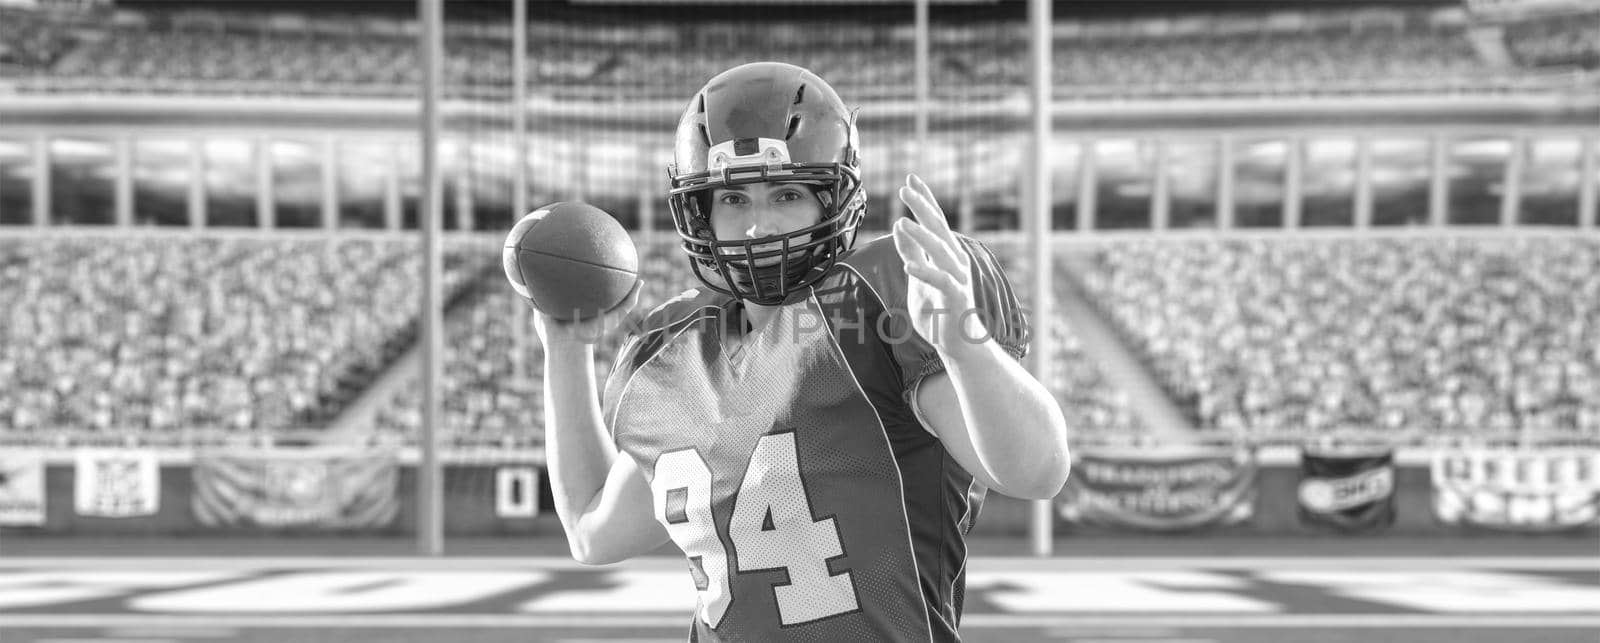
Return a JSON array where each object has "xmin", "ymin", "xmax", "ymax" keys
[{"xmin": 600, "ymin": 288, "xmax": 722, "ymax": 440}]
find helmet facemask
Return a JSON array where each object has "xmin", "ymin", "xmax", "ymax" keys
[{"xmin": 668, "ymin": 151, "xmax": 864, "ymax": 306}]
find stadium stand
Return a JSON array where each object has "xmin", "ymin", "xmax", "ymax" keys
[
  {"xmin": 1, "ymin": 6, "xmax": 1581, "ymax": 99},
  {"xmin": 1503, "ymin": 10, "xmax": 1600, "ymax": 69},
  {"xmin": 370, "ymin": 239, "xmax": 687, "ymax": 447},
  {"xmin": 0, "ymin": 7, "xmax": 77, "ymax": 72},
  {"xmin": 0, "ymin": 235, "xmax": 494, "ymax": 444},
  {"xmin": 1073, "ymin": 235, "xmax": 1600, "ymax": 443},
  {"xmin": 367, "ymin": 236, "xmax": 1149, "ymax": 448}
]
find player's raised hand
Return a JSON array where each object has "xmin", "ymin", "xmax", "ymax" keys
[{"xmin": 892, "ymin": 173, "xmax": 981, "ymax": 352}]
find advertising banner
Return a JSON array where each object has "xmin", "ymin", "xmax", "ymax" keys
[
  {"xmin": 1297, "ymin": 446, "xmax": 1396, "ymax": 533},
  {"xmin": 74, "ymin": 449, "xmax": 161, "ymax": 518},
  {"xmin": 0, "ymin": 451, "xmax": 45, "ymax": 526},
  {"xmin": 1432, "ymin": 447, "xmax": 1600, "ymax": 533},
  {"xmin": 1059, "ymin": 443, "xmax": 1257, "ymax": 531},
  {"xmin": 192, "ymin": 447, "xmax": 399, "ymax": 530}
]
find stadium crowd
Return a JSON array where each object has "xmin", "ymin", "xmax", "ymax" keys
[
  {"xmin": 1504, "ymin": 10, "xmax": 1600, "ymax": 69},
  {"xmin": 373, "ymin": 242, "xmax": 687, "ymax": 447},
  {"xmin": 6, "ymin": 232, "xmax": 1596, "ymax": 448},
  {"xmin": 368, "ymin": 236, "xmax": 1148, "ymax": 448},
  {"xmin": 0, "ymin": 236, "xmax": 491, "ymax": 444},
  {"xmin": 1076, "ymin": 236, "xmax": 1600, "ymax": 442},
  {"xmin": 0, "ymin": 8, "xmax": 1567, "ymax": 99},
  {"xmin": 0, "ymin": 8, "xmax": 75, "ymax": 72}
]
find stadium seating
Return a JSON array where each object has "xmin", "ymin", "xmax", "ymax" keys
[
  {"xmin": 0, "ymin": 8, "xmax": 75, "ymax": 72},
  {"xmin": 368, "ymin": 236, "xmax": 1148, "ymax": 447},
  {"xmin": 371, "ymin": 239, "xmax": 687, "ymax": 448},
  {"xmin": 1504, "ymin": 11, "xmax": 1600, "ymax": 69},
  {"xmin": 1074, "ymin": 235, "xmax": 1600, "ymax": 442},
  {"xmin": 0, "ymin": 235, "xmax": 493, "ymax": 444},
  {"xmin": 0, "ymin": 8, "xmax": 1564, "ymax": 99}
]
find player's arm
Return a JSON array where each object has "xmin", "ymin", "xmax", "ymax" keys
[
  {"xmin": 893, "ymin": 174, "xmax": 1071, "ymax": 500},
  {"xmin": 539, "ymin": 289, "xmax": 671, "ymax": 565}
]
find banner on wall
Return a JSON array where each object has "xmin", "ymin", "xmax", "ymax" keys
[
  {"xmin": 0, "ymin": 452, "xmax": 46, "ymax": 526},
  {"xmin": 1432, "ymin": 447, "xmax": 1600, "ymax": 533},
  {"xmin": 495, "ymin": 466, "xmax": 540, "ymax": 519},
  {"xmin": 1297, "ymin": 446, "xmax": 1396, "ymax": 533},
  {"xmin": 192, "ymin": 447, "xmax": 399, "ymax": 530},
  {"xmin": 74, "ymin": 449, "xmax": 161, "ymax": 518},
  {"xmin": 1059, "ymin": 443, "xmax": 1257, "ymax": 531}
]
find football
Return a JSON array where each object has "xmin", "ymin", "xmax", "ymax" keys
[{"xmin": 502, "ymin": 201, "xmax": 639, "ymax": 322}]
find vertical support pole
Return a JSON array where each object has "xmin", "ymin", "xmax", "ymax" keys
[
  {"xmin": 115, "ymin": 136, "xmax": 133, "ymax": 227},
  {"xmin": 190, "ymin": 138, "xmax": 207, "ymax": 229},
  {"xmin": 385, "ymin": 141, "xmax": 402, "ymax": 231},
  {"xmin": 322, "ymin": 136, "xmax": 338, "ymax": 230},
  {"xmin": 1430, "ymin": 133, "xmax": 1449, "ymax": 228},
  {"xmin": 257, "ymin": 136, "xmax": 276, "ymax": 229},
  {"xmin": 1501, "ymin": 132, "xmax": 1524, "ymax": 228},
  {"xmin": 418, "ymin": 0, "xmax": 445, "ymax": 557},
  {"xmin": 1579, "ymin": 135, "xmax": 1596, "ymax": 230},
  {"xmin": 914, "ymin": 0, "xmax": 929, "ymax": 172},
  {"xmin": 1077, "ymin": 140, "xmax": 1096, "ymax": 232},
  {"xmin": 513, "ymin": 0, "xmax": 528, "ymax": 223},
  {"xmin": 1355, "ymin": 136, "xmax": 1373, "ymax": 229},
  {"xmin": 1216, "ymin": 136, "xmax": 1236, "ymax": 230},
  {"xmin": 958, "ymin": 139, "xmax": 975, "ymax": 236},
  {"xmin": 1026, "ymin": 0, "xmax": 1055, "ymax": 559},
  {"xmin": 33, "ymin": 134, "xmax": 49, "ymax": 226},
  {"xmin": 1151, "ymin": 140, "xmax": 1169, "ymax": 231},
  {"xmin": 1284, "ymin": 137, "xmax": 1303, "ymax": 230}
]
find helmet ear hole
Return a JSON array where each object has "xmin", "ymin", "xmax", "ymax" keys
[{"xmin": 786, "ymin": 115, "xmax": 801, "ymax": 140}]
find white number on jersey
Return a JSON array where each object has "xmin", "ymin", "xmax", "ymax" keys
[{"xmin": 652, "ymin": 432, "xmax": 859, "ymax": 628}]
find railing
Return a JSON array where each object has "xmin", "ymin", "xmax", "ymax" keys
[{"xmin": 3, "ymin": 68, "xmax": 1590, "ymax": 102}]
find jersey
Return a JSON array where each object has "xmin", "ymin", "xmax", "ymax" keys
[{"xmin": 601, "ymin": 234, "xmax": 1029, "ymax": 643}]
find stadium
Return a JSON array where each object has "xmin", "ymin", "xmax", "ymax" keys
[{"xmin": 1, "ymin": 0, "xmax": 1598, "ymax": 641}]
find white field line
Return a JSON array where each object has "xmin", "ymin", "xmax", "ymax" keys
[
  {"xmin": 0, "ymin": 557, "xmax": 1595, "ymax": 572},
  {"xmin": 1, "ymin": 614, "xmax": 1600, "ymax": 629}
]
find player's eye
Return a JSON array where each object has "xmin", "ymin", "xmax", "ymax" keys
[
  {"xmin": 717, "ymin": 192, "xmax": 747, "ymax": 206},
  {"xmin": 774, "ymin": 189, "xmax": 805, "ymax": 203}
]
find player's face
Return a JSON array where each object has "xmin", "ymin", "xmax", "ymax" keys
[{"xmin": 709, "ymin": 182, "xmax": 823, "ymax": 267}]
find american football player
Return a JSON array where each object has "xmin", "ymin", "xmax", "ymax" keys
[{"xmin": 536, "ymin": 62, "xmax": 1070, "ymax": 642}]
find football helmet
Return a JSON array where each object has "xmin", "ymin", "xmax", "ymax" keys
[{"xmin": 667, "ymin": 62, "xmax": 866, "ymax": 305}]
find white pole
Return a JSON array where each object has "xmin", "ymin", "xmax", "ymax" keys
[
  {"xmin": 1027, "ymin": 0, "xmax": 1054, "ymax": 559},
  {"xmin": 1579, "ymin": 135, "xmax": 1597, "ymax": 230},
  {"xmin": 114, "ymin": 136, "xmax": 133, "ymax": 228},
  {"xmin": 418, "ymin": 0, "xmax": 445, "ymax": 557},
  {"xmin": 257, "ymin": 136, "xmax": 275, "ymax": 229},
  {"xmin": 513, "ymin": 0, "xmax": 528, "ymax": 222},
  {"xmin": 914, "ymin": 0, "xmax": 929, "ymax": 171},
  {"xmin": 190, "ymin": 138, "xmax": 207, "ymax": 229},
  {"xmin": 1502, "ymin": 132, "xmax": 1524, "ymax": 228}
]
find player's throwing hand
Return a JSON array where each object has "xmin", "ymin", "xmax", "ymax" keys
[{"xmin": 892, "ymin": 173, "xmax": 983, "ymax": 352}]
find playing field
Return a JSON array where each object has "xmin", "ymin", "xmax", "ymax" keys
[{"xmin": 3, "ymin": 552, "xmax": 1596, "ymax": 643}]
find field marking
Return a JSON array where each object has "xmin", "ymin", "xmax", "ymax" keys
[
  {"xmin": 33, "ymin": 639, "xmax": 180, "ymax": 643},
  {"xmin": 103, "ymin": 628, "xmax": 238, "ymax": 639},
  {"xmin": 2, "ymin": 614, "xmax": 1599, "ymax": 629},
  {"xmin": 1063, "ymin": 639, "xmax": 1216, "ymax": 643},
  {"xmin": 2, "ymin": 557, "xmax": 1595, "ymax": 571}
]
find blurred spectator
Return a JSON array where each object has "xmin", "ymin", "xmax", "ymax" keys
[
  {"xmin": 1077, "ymin": 235, "xmax": 1600, "ymax": 442},
  {"xmin": 1, "ymin": 8, "xmax": 1547, "ymax": 99},
  {"xmin": 0, "ymin": 235, "xmax": 492, "ymax": 443}
]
